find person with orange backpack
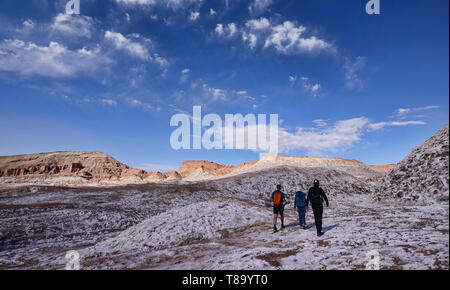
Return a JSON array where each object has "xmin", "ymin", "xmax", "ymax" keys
[{"xmin": 271, "ymin": 184, "xmax": 286, "ymax": 233}]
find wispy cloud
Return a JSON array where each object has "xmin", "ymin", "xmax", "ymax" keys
[
  {"xmin": 125, "ymin": 98, "xmax": 155, "ymax": 111},
  {"xmin": 180, "ymin": 68, "xmax": 190, "ymax": 82},
  {"xmin": 343, "ymin": 56, "xmax": 367, "ymax": 90},
  {"xmin": 395, "ymin": 105, "xmax": 440, "ymax": 119},
  {"xmin": 189, "ymin": 11, "xmax": 200, "ymax": 21},
  {"xmin": 100, "ymin": 99, "xmax": 118, "ymax": 106},
  {"xmin": 367, "ymin": 120, "xmax": 427, "ymax": 131},
  {"xmin": 278, "ymin": 117, "xmax": 370, "ymax": 155},
  {"xmin": 0, "ymin": 39, "xmax": 111, "ymax": 78},
  {"xmin": 249, "ymin": 0, "xmax": 273, "ymax": 15},
  {"xmin": 300, "ymin": 76, "xmax": 321, "ymax": 96},
  {"xmin": 50, "ymin": 13, "xmax": 94, "ymax": 37},
  {"xmin": 116, "ymin": 0, "xmax": 203, "ymax": 10},
  {"xmin": 105, "ymin": 31, "xmax": 151, "ymax": 60}
]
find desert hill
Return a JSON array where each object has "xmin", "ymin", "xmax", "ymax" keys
[
  {"xmin": 0, "ymin": 151, "xmax": 147, "ymax": 182},
  {"xmin": 373, "ymin": 124, "xmax": 449, "ymax": 203}
]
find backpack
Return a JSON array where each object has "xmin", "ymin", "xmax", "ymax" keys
[
  {"xmin": 273, "ymin": 191, "xmax": 282, "ymax": 206},
  {"xmin": 295, "ymin": 191, "xmax": 306, "ymax": 207},
  {"xmin": 309, "ymin": 188, "xmax": 323, "ymax": 205}
]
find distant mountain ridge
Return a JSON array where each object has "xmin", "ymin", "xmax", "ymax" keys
[{"xmin": 0, "ymin": 151, "xmax": 392, "ymax": 184}]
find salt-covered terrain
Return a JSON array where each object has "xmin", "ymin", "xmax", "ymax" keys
[
  {"xmin": 374, "ymin": 124, "xmax": 449, "ymax": 204},
  {"xmin": 0, "ymin": 165, "xmax": 448, "ymax": 270}
]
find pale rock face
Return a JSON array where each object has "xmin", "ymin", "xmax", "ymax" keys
[
  {"xmin": 0, "ymin": 151, "xmax": 148, "ymax": 182},
  {"xmin": 370, "ymin": 164, "xmax": 396, "ymax": 173},
  {"xmin": 373, "ymin": 124, "xmax": 449, "ymax": 204},
  {"xmin": 225, "ymin": 155, "xmax": 385, "ymax": 182}
]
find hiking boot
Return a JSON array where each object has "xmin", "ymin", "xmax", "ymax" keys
[
  {"xmin": 281, "ymin": 224, "xmax": 285, "ymax": 229},
  {"xmin": 273, "ymin": 226, "xmax": 278, "ymax": 233},
  {"xmin": 317, "ymin": 232, "xmax": 324, "ymax": 237}
]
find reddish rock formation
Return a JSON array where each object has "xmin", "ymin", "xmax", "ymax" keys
[
  {"xmin": 178, "ymin": 161, "xmax": 235, "ymax": 178},
  {"xmin": 0, "ymin": 151, "xmax": 147, "ymax": 181},
  {"xmin": 370, "ymin": 164, "xmax": 396, "ymax": 173}
]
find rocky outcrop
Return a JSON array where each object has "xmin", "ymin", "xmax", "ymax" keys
[
  {"xmin": 370, "ymin": 164, "xmax": 396, "ymax": 173},
  {"xmin": 178, "ymin": 161, "xmax": 235, "ymax": 179},
  {"xmin": 165, "ymin": 171, "xmax": 183, "ymax": 181},
  {"xmin": 373, "ymin": 124, "xmax": 449, "ymax": 203},
  {"xmin": 0, "ymin": 151, "xmax": 148, "ymax": 182},
  {"xmin": 225, "ymin": 154, "xmax": 385, "ymax": 182}
]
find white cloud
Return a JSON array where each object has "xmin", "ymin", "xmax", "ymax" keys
[
  {"xmin": 0, "ymin": 39, "xmax": 111, "ymax": 78},
  {"xmin": 311, "ymin": 83, "xmax": 321, "ymax": 93},
  {"xmin": 312, "ymin": 119, "xmax": 327, "ymax": 127},
  {"xmin": 367, "ymin": 121, "xmax": 427, "ymax": 131},
  {"xmin": 216, "ymin": 19, "xmax": 332, "ymax": 55},
  {"xmin": 242, "ymin": 32, "xmax": 258, "ymax": 49},
  {"xmin": 245, "ymin": 17, "xmax": 271, "ymax": 30},
  {"xmin": 23, "ymin": 19, "xmax": 35, "ymax": 29},
  {"xmin": 202, "ymin": 84, "xmax": 228, "ymax": 101},
  {"xmin": 126, "ymin": 98, "xmax": 155, "ymax": 111},
  {"xmin": 51, "ymin": 13, "xmax": 94, "ymax": 37},
  {"xmin": 264, "ymin": 21, "xmax": 331, "ymax": 54},
  {"xmin": 396, "ymin": 106, "xmax": 440, "ymax": 119},
  {"xmin": 180, "ymin": 68, "xmax": 190, "ymax": 82},
  {"xmin": 343, "ymin": 56, "xmax": 367, "ymax": 89},
  {"xmin": 215, "ymin": 23, "xmax": 238, "ymax": 38},
  {"xmin": 100, "ymin": 99, "xmax": 117, "ymax": 106},
  {"xmin": 189, "ymin": 11, "xmax": 200, "ymax": 21},
  {"xmin": 209, "ymin": 8, "xmax": 216, "ymax": 16},
  {"xmin": 116, "ymin": 0, "xmax": 204, "ymax": 10},
  {"xmin": 289, "ymin": 75, "xmax": 297, "ymax": 85},
  {"xmin": 278, "ymin": 117, "xmax": 370, "ymax": 155},
  {"xmin": 215, "ymin": 24, "xmax": 224, "ymax": 36},
  {"xmin": 300, "ymin": 76, "xmax": 321, "ymax": 96},
  {"xmin": 227, "ymin": 23, "xmax": 238, "ymax": 37},
  {"xmin": 249, "ymin": 0, "xmax": 273, "ymax": 15},
  {"xmin": 227, "ymin": 117, "xmax": 370, "ymax": 155},
  {"xmin": 105, "ymin": 31, "xmax": 150, "ymax": 60}
]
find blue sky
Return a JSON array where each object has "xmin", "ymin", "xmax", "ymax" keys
[{"xmin": 0, "ymin": 0, "xmax": 448, "ymax": 171}]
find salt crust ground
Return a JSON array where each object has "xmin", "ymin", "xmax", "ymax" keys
[{"xmin": 0, "ymin": 166, "xmax": 448, "ymax": 270}]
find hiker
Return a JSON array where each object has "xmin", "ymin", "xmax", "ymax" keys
[
  {"xmin": 272, "ymin": 184, "xmax": 286, "ymax": 233},
  {"xmin": 306, "ymin": 179, "xmax": 329, "ymax": 237},
  {"xmin": 294, "ymin": 190, "xmax": 307, "ymax": 229}
]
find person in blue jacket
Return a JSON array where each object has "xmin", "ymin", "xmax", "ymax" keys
[{"xmin": 294, "ymin": 190, "xmax": 307, "ymax": 229}]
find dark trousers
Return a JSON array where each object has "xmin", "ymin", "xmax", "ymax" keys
[{"xmin": 311, "ymin": 204, "xmax": 323, "ymax": 234}]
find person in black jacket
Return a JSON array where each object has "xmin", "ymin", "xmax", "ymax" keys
[{"xmin": 306, "ymin": 179, "xmax": 329, "ymax": 237}]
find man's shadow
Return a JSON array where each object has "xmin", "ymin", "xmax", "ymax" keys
[
  {"xmin": 323, "ymin": 224, "xmax": 340, "ymax": 233},
  {"xmin": 286, "ymin": 223, "xmax": 340, "ymax": 232},
  {"xmin": 286, "ymin": 222, "xmax": 339, "ymax": 233}
]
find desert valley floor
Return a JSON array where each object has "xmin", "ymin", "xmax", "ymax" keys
[{"xmin": 0, "ymin": 177, "xmax": 448, "ymax": 270}]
